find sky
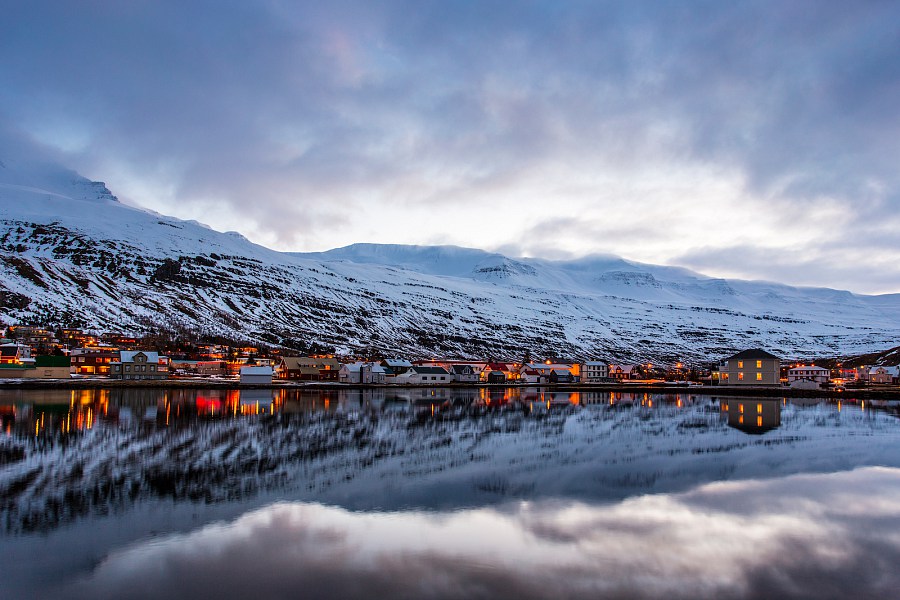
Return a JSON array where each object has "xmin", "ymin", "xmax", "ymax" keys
[{"xmin": 1, "ymin": 1, "xmax": 899, "ymax": 293}]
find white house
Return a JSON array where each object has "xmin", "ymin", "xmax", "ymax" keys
[
  {"xmin": 519, "ymin": 363, "xmax": 577, "ymax": 383},
  {"xmin": 394, "ymin": 366, "xmax": 453, "ymax": 385},
  {"xmin": 339, "ymin": 362, "xmax": 386, "ymax": 384},
  {"xmin": 240, "ymin": 365, "xmax": 274, "ymax": 384},
  {"xmin": 786, "ymin": 365, "xmax": 829, "ymax": 387},
  {"xmin": 581, "ymin": 361, "xmax": 609, "ymax": 382}
]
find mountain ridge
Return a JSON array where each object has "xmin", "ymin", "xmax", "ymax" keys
[{"xmin": 2, "ymin": 158, "xmax": 900, "ymax": 363}]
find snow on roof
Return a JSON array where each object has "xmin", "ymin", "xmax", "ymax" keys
[
  {"xmin": 725, "ymin": 349, "xmax": 780, "ymax": 360},
  {"xmin": 411, "ymin": 366, "xmax": 451, "ymax": 375},
  {"xmin": 383, "ymin": 359, "xmax": 413, "ymax": 367},
  {"xmin": 119, "ymin": 351, "xmax": 161, "ymax": 363},
  {"xmin": 342, "ymin": 362, "xmax": 386, "ymax": 373}
]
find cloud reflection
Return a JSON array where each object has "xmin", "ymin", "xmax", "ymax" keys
[{"xmin": 69, "ymin": 467, "xmax": 900, "ymax": 600}]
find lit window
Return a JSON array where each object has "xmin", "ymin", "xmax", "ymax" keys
[
  {"xmin": 756, "ymin": 360, "xmax": 762, "ymax": 368},
  {"xmin": 739, "ymin": 403, "xmax": 744, "ymax": 413},
  {"xmin": 757, "ymin": 403, "xmax": 763, "ymax": 414},
  {"xmin": 757, "ymin": 416, "xmax": 763, "ymax": 427},
  {"xmin": 738, "ymin": 372, "xmax": 744, "ymax": 381},
  {"xmin": 738, "ymin": 361, "xmax": 744, "ymax": 368},
  {"xmin": 756, "ymin": 373, "xmax": 763, "ymax": 381}
]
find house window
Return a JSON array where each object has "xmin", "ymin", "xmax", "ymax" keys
[
  {"xmin": 756, "ymin": 373, "xmax": 762, "ymax": 381},
  {"xmin": 757, "ymin": 403, "xmax": 763, "ymax": 414},
  {"xmin": 738, "ymin": 372, "xmax": 744, "ymax": 381},
  {"xmin": 125, "ymin": 365, "xmax": 131, "ymax": 372},
  {"xmin": 757, "ymin": 416, "xmax": 763, "ymax": 427},
  {"xmin": 739, "ymin": 404, "xmax": 744, "ymax": 414},
  {"xmin": 756, "ymin": 360, "xmax": 762, "ymax": 368},
  {"xmin": 738, "ymin": 361, "xmax": 744, "ymax": 369}
]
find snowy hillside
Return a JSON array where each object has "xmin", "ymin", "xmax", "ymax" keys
[{"xmin": 2, "ymin": 157, "xmax": 900, "ymax": 362}]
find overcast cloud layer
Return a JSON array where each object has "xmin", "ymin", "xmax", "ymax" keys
[{"xmin": 1, "ymin": 1, "xmax": 899, "ymax": 293}]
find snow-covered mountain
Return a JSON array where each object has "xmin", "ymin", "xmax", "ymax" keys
[{"xmin": 2, "ymin": 157, "xmax": 900, "ymax": 362}]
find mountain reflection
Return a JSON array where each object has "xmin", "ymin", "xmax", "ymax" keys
[
  {"xmin": 66, "ymin": 467, "xmax": 900, "ymax": 600},
  {"xmin": 3, "ymin": 388, "xmax": 900, "ymax": 598}
]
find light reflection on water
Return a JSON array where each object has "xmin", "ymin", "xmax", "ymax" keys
[
  {"xmin": 2, "ymin": 388, "xmax": 900, "ymax": 599},
  {"xmin": 0, "ymin": 387, "xmax": 895, "ymax": 437}
]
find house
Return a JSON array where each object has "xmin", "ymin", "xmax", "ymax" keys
[
  {"xmin": 394, "ymin": 366, "xmax": 453, "ymax": 385},
  {"xmin": 70, "ymin": 346, "xmax": 120, "ymax": 375},
  {"xmin": 786, "ymin": 365, "xmax": 829, "ymax": 387},
  {"xmin": 381, "ymin": 359, "xmax": 413, "ymax": 377},
  {"xmin": 608, "ymin": 364, "xmax": 637, "ymax": 380},
  {"xmin": 519, "ymin": 363, "xmax": 578, "ymax": 382},
  {"xmin": 0, "ymin": 354, "xmax": 71, "ymax": 379},
  {"xmin": 276, "ymin": 357, "xmax": 341, "ymax": 381},
  {"xmin": 0, "ymin": 343, "xmax": 33, "ymax": 365},
  {"xmin": 519, "ymin": 368, "xmax": 543, "ymax": 384},
  {"xmin": 580, "ymin": 361, "xmax": 609, "ymax": 382},
  {"xmin": 719, "ymin": 349, "xmax": 781, "ymax": 386},
  {"xmin": 339, "ymin": 362, "xmax": 387, "ymax": 384},
  {"xmin": 110, "ymin": 351, "xmax": 168, "ymax": 380},
  {"xmin": 865, "ymin": 365, "xmax": 900, "ymax": 384},
  {"xmin": 549, "ymin": 369, "xmax": 574, "ymax": 383},
  {"xmin": 240, "ymin": 366, "xmax": 274, "ymax": 384},
  {"xmin": 481, "ymin": 363, "xmax": 515, "ymax": 382},
  {"xmin": 449, "ymin": 364, "xmax": 479, "ymax": 383}
]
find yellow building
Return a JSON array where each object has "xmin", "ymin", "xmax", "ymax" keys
[{"xmin": 720, "ymin": 349, "xmax": 780, "ymax": 386}]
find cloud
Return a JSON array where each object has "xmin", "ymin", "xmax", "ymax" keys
[
  {"xmin": 59, "ymin": 467, "xmax": 900, "ymax": 600},
  {"xmin": 1, "ymin": 1, "xmax": 899, "ymax": 291}
]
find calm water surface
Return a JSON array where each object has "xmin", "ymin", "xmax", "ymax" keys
[{"xmin": 2, "ymin": 387, "xmax": 900, "ymax": 599}]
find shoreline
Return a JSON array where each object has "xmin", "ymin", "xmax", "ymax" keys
[{"xmin": 1, "ymin": 378, "xmax": 899, "ymax": 400}]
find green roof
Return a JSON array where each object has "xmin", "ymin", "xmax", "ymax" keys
[{"xmin": 35, "ymin": 355, "xmax": 71, "ymax": 367}]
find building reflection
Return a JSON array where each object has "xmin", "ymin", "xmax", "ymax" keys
[
  {"xmin": 721, "ymin": 398, "xmax": 782, "ymax": 434},
  {"xmin": 3, "ymin": 388, "xmax": 893, "ymax": 439}
]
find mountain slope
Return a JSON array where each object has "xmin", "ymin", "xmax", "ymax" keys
[{"xmin": 2, "ymin": 158, "xmax": 900, "ymax": 362}]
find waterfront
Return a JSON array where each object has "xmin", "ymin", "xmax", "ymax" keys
[{"xmin": 3, "ymin": 388, "xmax": 900, "ymax": 599}]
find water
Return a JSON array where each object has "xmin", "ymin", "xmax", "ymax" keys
[{"xmin": 2, "ymin": 387, "xmax": 900, "ymax": 599}]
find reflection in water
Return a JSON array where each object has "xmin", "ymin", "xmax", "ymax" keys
[
  {"xmin": 723, "ymin": 399, "xmax": 782, "ymax": 433},
  {"xmin": 0, "ymin": 388, "xmax": 846, "ymax": 437},
  {"xmin": 62, "ymin": 468, "xmax": 900, "ymax": 600},
  {"xmin": 3, "ymin": 388, "xmax": 900, "ymax": 598}
]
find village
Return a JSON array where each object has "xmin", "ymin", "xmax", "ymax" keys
[{"xmin": 0, "ymin": 324, "xmax": 896, "ymax": 390}]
